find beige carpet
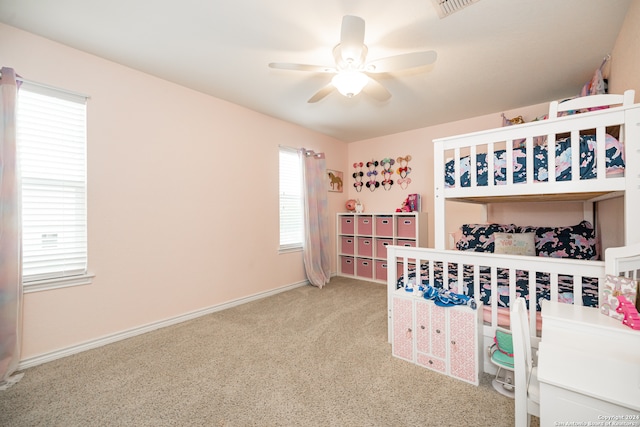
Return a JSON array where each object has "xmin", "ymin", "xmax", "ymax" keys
[{"xmin": 0, "ymin": 276, "xmax": 534, "ymax": 426}]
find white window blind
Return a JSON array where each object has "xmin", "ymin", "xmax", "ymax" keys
[
  {"xmin": 17, "ymin": 83, "xmax": 88, "ymax": 283},
  {"xmin": 279, "ymin": 147, "xmax": 303, "ymax": 250}
]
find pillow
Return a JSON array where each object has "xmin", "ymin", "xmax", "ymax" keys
[
  {"xmin": 517, "ymin": 220, "xmax": 598, "ymax": 260},
  {"xmin": 456, "ymin": 223, "xmax": 517, "ymax": 253},
  {"xmin": 493, "ymin": 233, "xmax": 536, "ymax": 256},
  {"xmin": 600, "ymin": 274, "xmax": 638, "ymax": 320}
]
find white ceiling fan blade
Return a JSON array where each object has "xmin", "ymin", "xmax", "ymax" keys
[
  {"xmin": 269, "ymin": 62, "xmax": 336, "ymax": 73},
  {"xmin": 339, "ymin": 15, "xmax": 366, "ymax": 64},
  {"xmin": 366, "ymin": 51, "xmax": 437, "ymax": 73},
  {"xmin": 308, "ymin": 84, "xmax": 335, "ymax": 103},
  {"xmin": 362, "ymin": 77, "xmax": 391, "ymax": 102}
]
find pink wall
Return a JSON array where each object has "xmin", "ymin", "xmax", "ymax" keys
[{"xmin": 0, "ymin": 23, "xmax": 349, "ymax": 360}]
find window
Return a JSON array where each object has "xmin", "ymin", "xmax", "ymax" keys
[
  {"xmin": 17, "ymin": 82, "xmax": 91, "ymax": 291},
  {"xmin": 279, "ymin": 146, "xmax": 303, "ymax": 251}
]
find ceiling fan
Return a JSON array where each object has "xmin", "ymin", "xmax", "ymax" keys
[{"xmin": 269, "ymin": 15, "xmax": 437, "ymax": 103}]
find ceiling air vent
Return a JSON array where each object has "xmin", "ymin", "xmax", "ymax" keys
[{"xmin": 432, "ymin": 0, "xmax": 480, "ymax": 18}]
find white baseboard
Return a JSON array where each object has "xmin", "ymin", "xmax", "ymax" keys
[{"xmin": 18, "ymin": 280, "xmax": 309, "ymax": 370}]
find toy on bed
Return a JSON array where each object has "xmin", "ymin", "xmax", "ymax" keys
[{"xmin": 405, "ymin": 279, "xmax": 478, "ymax": 309}]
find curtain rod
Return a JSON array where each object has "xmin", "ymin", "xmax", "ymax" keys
[{"xmin": 0, "ymin": 70, "xmax": 90, "ymax": 99}]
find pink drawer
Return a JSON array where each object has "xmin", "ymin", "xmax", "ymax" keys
[
  {"xmin": 396, "ymin": 216, "xmax": 417, "ymax": 238},
  {"xmin": 417, "ymin": 354, "xmax": 446, "ymax": 373},
  {"xmin": 356, "ymin": 258, "xmax": 373, "ymax": 279},
  {"xmin": 375, "ymin": 260, "xmax": 388, "ymax": 282},
  {"xmin": 357, "ymin": 215, "xmax": 373, "ymax": 235},
  {"xmin": 375, "ymin": 238, "xmax": 393, "ymax": 259},
  {"xmin": 397, "ymin": 239, "xmax": 416, "ymax": 248},
  {"xmin": 340, "ymin": 216, "xmax": 355, "ymax": 234},
  {"xmin": 341, "ymin": 236, "xmax": 355, "ymax": 255},
  {"xmin": 375, "ymin": 216, "xmax": 393, "ymax": 237},
  {"xmin": 357, "ymin": 237, "xmax": 373, "ymax": 257},
  {"xmin": 341, "ymin": 256, "xmax": 355, "ymax": 275}
]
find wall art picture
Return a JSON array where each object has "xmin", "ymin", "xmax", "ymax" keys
[{"xmin": 327, "ymin": 169, "xmax": 344, "ymax": 192}]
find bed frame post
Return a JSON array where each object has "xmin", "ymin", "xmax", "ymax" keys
[
  {"xmin": 387, "ymin": 246, "xmax": 397, "ymax": 343},
  {"xmin": 625, "ymin": 105, "xmax": 640, "ymax": 245},
  {"xmin": 583, "ymin": 201, "xmax": 594, "ymax": 226},
  {"xmin": 434, "ymin": 140, "xmax": 446, "ymax": 249}
]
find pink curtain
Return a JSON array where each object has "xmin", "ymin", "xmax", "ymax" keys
[
  {"xmin": 0, "ymin": 67, "xmax": 23, "ymax": 389},
  {"xmin": 300, "ymin": 149, "xmax": 330, "ymax": 288}
]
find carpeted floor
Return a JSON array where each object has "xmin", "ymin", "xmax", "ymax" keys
[{"xmin": 0, "ymin": 276, "xmax": 534, "ymax": 426}]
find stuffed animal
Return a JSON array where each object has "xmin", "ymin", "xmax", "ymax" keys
[{"xmin": 396, "ymin": 196, "xmax": 411, "ymax": 212}]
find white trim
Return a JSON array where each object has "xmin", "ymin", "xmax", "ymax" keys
[
  {"xmin": 278, "ymin": 245, "xmax": 303, "ymax": 254},
  {"xmin": 17, "ymin": 279, "xmax": 309, "ymax": 370},
  {"xmin": 18, "ymin": 78, "xmax": 90, "ymax": 101},
  {"xmin": 23, "ymin": 273, "xmax": 95, "ymax": 293}
]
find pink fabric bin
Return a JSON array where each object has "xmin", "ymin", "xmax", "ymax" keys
[
  {"xmin": 396, "ymin": 216, "xmax": 416, "ymax": 238},
  {"xmin": 375, "ymin": 216, "xmax": 393, "ymax": 236},
  {"xmin": 341, "ymin": 216, "xmax": 355, "ymax": 234},
  {"xmin": 356, "ymin": 258, "xmax": 373, "ymax": 279},
  {"xmin": 357, "ymin": 215, "xmax": 373, "ymax": 235},
  {"xmin": 375, "ymin": 260, "xmax": 388, "ymax": 282},
  {"xmin": 396, "ymin": 239, "xmax": 416, "ymax": 248},
  {"xmin": 357, "ymin": 237, "xmax": 373, "ymax": 257},
  {"xmin": 375, "ymin": 238, "xmax": 393, "ymax": 259},
  {"xmin": 341, "ymin": 236, "xmax": 355, "ymax": 255},
  {"xmin": 341, "ymin": 256, "xmax": 355, "ymax": 275}
]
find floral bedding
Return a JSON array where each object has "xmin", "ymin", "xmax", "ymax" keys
[
  {"xmin": 398, "ymin": 220, "xmax": 601, "ymax": 311},
  {"xmin": 444, "ymin": 134, "xmax": 624, "ymax": 188},
  {"xmin": 396, "ymin": 262, "xmax": 599, "ymax": 312},
  {"xmin": 456, "ymin": 221, "xmax": 598, "ymax": 260}
]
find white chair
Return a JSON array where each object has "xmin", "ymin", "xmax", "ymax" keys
[{"xmin": 510, "ymin": 297, "xmax": 540, "ymax": 427}]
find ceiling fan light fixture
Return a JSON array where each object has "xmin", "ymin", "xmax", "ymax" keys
[{"xmin": 332, "ymin": 70, "xmax": 368, "ymax": 98}]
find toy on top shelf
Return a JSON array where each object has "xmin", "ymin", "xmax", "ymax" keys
[
  {"xmin": 396, "ymin": 194, "xmax": 421, "ymax": 212},
  {"xmin": 616, "ymin": 295, "xmax": 640, "ymax": 330}
]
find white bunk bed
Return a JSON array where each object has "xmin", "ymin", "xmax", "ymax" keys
[{"xmin": 387, "ymin": 90, "xmax": 640, "ymax": 370}]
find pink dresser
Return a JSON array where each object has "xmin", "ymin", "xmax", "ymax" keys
[{"xmin": 391, "ymin": 291, "xmax": 482, "ymax": 386}]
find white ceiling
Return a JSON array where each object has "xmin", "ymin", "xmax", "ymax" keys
[{"xmin": 0, "ymin": 0, "xmax": 631, "ymax": 142}]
